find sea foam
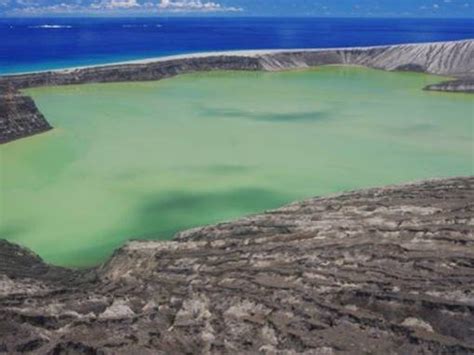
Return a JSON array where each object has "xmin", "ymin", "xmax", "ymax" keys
[
  {"xmin": 29, "ymin": 25, "xmax": 73, "ymax": 29},
  {"xmin": 122, "ymin": 24, "xmax": 162, "ymax": 28}
]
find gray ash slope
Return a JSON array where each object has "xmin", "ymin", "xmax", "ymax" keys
[
  {"xmin": 0, "ymin": 39, "xmax": 473, "ymax": 144},
  {"xmin": 0, "ymin": 177, "xmax": 473, "ymax": 354}
]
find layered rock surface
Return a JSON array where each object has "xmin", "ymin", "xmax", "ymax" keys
[
  {"xmin": 0, "ymin": 85, "xmax": 51, "ymax": 144},
  {"xmin": 1, "ymin": 177, "xmax": 473, "ymax": 354}
]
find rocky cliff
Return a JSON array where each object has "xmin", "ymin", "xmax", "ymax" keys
[
  {"xmin": 0, "ymin": 85, "xmax": 51, "ymax": 144},
  {"xmin": 424, "ymin": 78, "xmax": 474, "ymax": 93},
  {"xmin": 257, "ymin": 40, "xmax": 474, "ymax": 77},
  {"xmin": 0, "ymin": 56, "xmax": 262, "ymax": 90},
  {"xmin": 0, "ymin": 177, "xmax": 473, "ymax": 354},
  {"xmin": 0, "ymin": 39, "xmax": 472, "ymax": 144}
]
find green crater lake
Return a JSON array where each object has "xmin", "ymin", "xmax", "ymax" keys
[{"xmin": 1, "ymin": 66, "xmax": 473, "ymax": 267}]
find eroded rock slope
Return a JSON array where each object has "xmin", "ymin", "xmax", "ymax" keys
[
  {"xmin": 0, "ymin": 177, "xmax": 473, "ymax": 354},
  {"xmin": 258, "ymin": 39, "xmax": 474, "ymax": 76}
]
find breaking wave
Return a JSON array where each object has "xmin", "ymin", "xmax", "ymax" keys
[
  {"xmin": 122, "ymin": 24, "xmax": 162, "ymax": 28},
  {"xmin": 28, "ymin": 25, "xmax": 73, "ymax": 29}
]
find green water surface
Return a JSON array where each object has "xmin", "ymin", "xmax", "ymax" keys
[{"xmin": 1, "ymin": 67, "xmax": 473, "ymax": 267}]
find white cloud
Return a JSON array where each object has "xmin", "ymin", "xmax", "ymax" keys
[
  {"xmin": 3, "ymin": 0, "xmax": 243, "ymax": 14},
  {"xmin": 157, "ymin": 0, "xmax": 242, "ymax": 12},
  {"xmin": 92, "ymin": 0, "xmax": 139, "ymax": 9}
]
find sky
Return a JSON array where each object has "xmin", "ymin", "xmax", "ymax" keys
[{"xmin": 0, "ymin": 0, "xmax": 473, "ymax": 17}]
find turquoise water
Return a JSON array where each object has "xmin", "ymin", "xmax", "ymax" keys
[{"xmin": 0, "ymin": 67, "xmax": 473, "ymax": 267}]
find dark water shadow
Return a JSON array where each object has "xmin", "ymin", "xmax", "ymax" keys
[
  {"xmin": 0, "ymin": 224, "xmax": 35, "ymax": 240},
  {"xmin": 390, "ymin": 123, "xmax": 436, "ymax": 134},
  {"xmin": 172, "ymin": 164, "xmax": 255, "ymax": 175},
  {"xmin": 125, "ymin": 187, "xmax": 291, "ymax": 240},
  {"xmin": 200, "ymin": 106, "xmax": 332, "ymax": 123}
]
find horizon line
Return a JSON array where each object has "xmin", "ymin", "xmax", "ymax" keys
[{"xmin": 2, "ymin": 15, "xmax": 474, "ymax": 19}]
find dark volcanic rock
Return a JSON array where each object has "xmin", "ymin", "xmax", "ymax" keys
[
  {"xmin": 0, "ymin": 177, "xmax": 473, "ymax": 354},
  {"xmin": 0, "ymin": 240, "xmax": 92, "ymax": 285},
  {"xmin": 0, "ymin": 56, "xmax": 262, "ymax": 90},
  {"xmin": 424, "ymin": 78, "xmax": 474, "ymax": 93},
  {"xmin": 0, "ymin": 85, "xmax": 52, "ymax": 144},
  {"xmin": 394, "ymin": 63, "xmax": 427, "ymax": 72}
]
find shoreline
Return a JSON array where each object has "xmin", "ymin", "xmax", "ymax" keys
[
  {"xmin": 2, "ymin": 39, "xmax": 473, "ymax": 84},
  {"xmin": 1, "ymin": 39, "xmax": 473, "ymax": 144},
  {"xmin": 2, "ymin": 38, "xmax": 472, "ymax": 77}
]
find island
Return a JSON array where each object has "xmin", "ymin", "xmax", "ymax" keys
[
  {"xmin": 1, "ymin": 39, "xmax": 472, "ymax": 144},
  {"xmin": 0, "ymin": 39, "xmax": 473, "ymax": 354}
]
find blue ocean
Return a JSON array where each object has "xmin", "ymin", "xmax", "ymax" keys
[{"xmin": 1, "ymin": 17, "xmax": 473, "ymax": 74}]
